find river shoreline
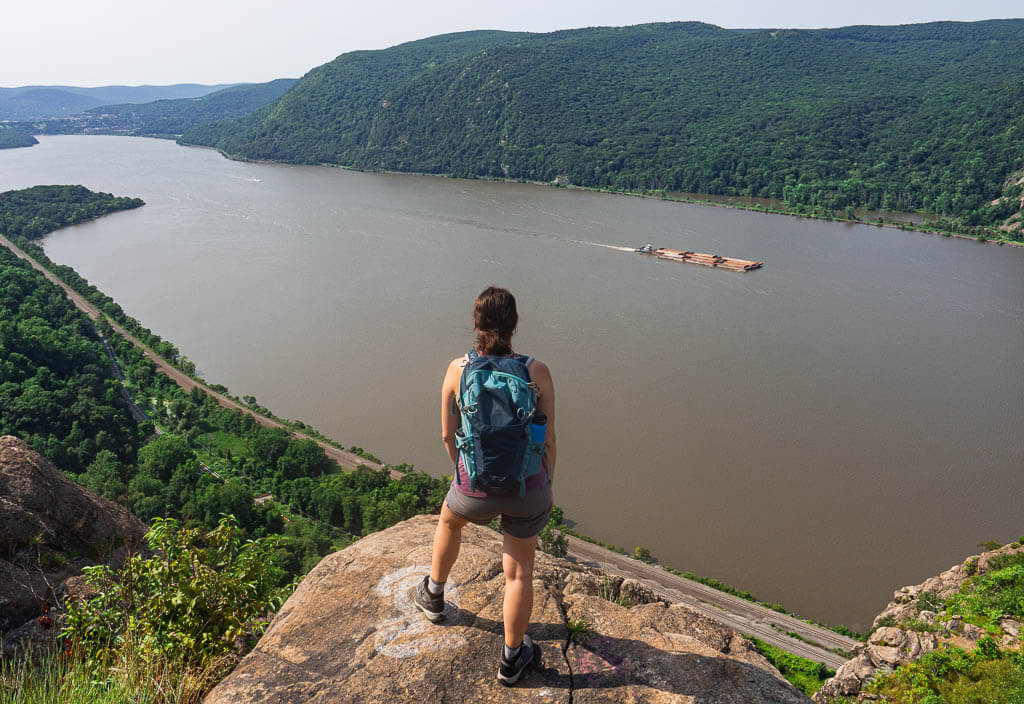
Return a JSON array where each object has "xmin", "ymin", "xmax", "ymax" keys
[{"xmin": 186, "ymin": 141, "xmax": 1024, "ymax": 249}]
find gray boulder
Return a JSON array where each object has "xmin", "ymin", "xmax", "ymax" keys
[{"xmin": 0, "ymin": 436, "xmax": 146, "ymax": 642}]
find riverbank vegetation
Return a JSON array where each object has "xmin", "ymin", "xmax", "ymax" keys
[
  {"xmin": 0, "ymin": 185, "xmax": 143, "ymax": 239},
  {"xmin": 0, "ymin": 126, "xmax": 37, "ymax": 149},
  {"xmin": 749, "ymin": 637, "xmax": 835, "ymax": 697},
  {"xmin": 182, "ymin": 20, "xmax": 1024, "ymax": 239}
]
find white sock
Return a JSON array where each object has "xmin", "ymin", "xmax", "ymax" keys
[
  {"xmin": 503, "ymin": 642, "xmax": 522, "ymax": 660},
  {"xmin": 428, "ymin": 578, "xmax": 445, "ymax": 596}
]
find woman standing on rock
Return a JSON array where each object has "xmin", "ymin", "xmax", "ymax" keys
[{"xmin": 415, "ymin": 286, "xmax": 557, "ymax": 686}]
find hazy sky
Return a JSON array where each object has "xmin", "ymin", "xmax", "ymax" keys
[{"xmin": 3, "ymin": 0, "xmax": 1021, "ymax": 87}]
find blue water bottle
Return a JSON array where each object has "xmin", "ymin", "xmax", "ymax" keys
[{"xmin": 530, "ymin": 410, "xmax": 547, "ymax": 446}]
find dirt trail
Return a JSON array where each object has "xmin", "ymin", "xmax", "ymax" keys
[{"xmin": 3, "ymin": 233, "xmax": 858, "ymax": 667}]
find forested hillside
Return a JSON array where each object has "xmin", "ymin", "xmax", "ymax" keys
[
  {"xmin": 0, "ymin": 247, "xmax": 141, "ymax": 473},
  {"xmin": 183, "ymin": 20, "xmax": 1024, "ymax": 230},
  {"xmin": 0, "ymin": 126, "xmax": 37, "ymax": 149},
  {"xmin": 80, "ymin": 79, "xmax": 299, "ymax": 137}
]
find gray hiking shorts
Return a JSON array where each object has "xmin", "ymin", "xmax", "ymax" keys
[{"xmin": 444, "ymin": 483, "xmax": 551, "ymax": 539}]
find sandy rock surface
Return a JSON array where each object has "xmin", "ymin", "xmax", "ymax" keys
[{"xmin": 205, "ymin": 515, "xmax": 809, "ymax": 704}]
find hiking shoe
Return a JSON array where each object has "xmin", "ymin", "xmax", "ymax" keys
[
  {"xmin": 497, "ymin": 634, "xmax": 540, "ymax": 686},
  {"xmin": 414, "ymin": 576, "xmax": 445, "ymax": 622}
]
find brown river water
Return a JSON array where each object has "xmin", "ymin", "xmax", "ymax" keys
[{"xmin": 2, "ymin": 136, "xmax": 1022, "ymax": 631}]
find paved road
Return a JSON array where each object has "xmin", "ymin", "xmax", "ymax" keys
[
  {"xmin": 0, "ymin": 234, "xmax": 391, "ymax": 476},
  {"xmin": 565, "ymin": 536, "xmax": 857, "ymax": 668},
  {"xmin": 3, "ymin": 233, "xmax": 857, "ymax": 667}
]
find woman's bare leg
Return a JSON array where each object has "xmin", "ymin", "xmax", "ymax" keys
[
  {"xmin": 501, "ymin": 532, "xmax": 538, "ymax": 648},
  {"xmin": 431, "ymin": 501, "xmax": 468, "ymax": 583}
]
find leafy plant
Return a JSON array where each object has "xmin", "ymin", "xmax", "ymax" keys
[
  {"xmin": 539, "ymin": 523, "xmax": 568, "ymax": 558},
  {"xmin": 975, "ymin": 635, "xmax": 1001, "ymax": 661},
  {"xmin": 633, "ymin": 546, "xmax": 654, "ymax": 563},
  {"xmin": 538, "ymin": 507, "xmax": 568, "ymax": 557},
  {"xmin": 946, "ymin": 552, "xmax": 1024, "ymax": 626},
  {"xmin": 917, "ymin": 591, "xmax": 944, "ymax": 613},
  {"xmin": 747, "ymin": 636, "xmax": 834, "ymax": 696},
  {"xmin": 63, "ymin": 516, "xmax": 292, "ymax": 669},
  {"xmin": 865, "ymin": 644, "xmax": 1024, "ymax": 704},
  {"xmin": 875, "ymin": 615, "xmax": 897, "ymax": 629}
]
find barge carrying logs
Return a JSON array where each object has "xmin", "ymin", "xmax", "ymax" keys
[{"xmin": 635, "ymin": 245, "xmax": 763, "ymax": 272}]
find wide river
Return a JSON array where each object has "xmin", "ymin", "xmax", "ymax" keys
[{"xmin": 3, "ymin": 136, "xmax": 1022, "ymax": 630}]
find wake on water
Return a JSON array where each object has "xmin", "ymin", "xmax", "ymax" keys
[{"xmin": 572, "ymin": 240, "xmax": 636, "ymax": 252}]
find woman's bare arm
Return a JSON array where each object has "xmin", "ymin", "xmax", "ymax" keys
[{"xmin": 440, "ymin": 358, "xmax": 464, "ymax": 465}]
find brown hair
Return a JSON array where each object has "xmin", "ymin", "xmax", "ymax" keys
[{"xmin": 474, "ymin": 286, "xmax": 518, "ymax": 356}]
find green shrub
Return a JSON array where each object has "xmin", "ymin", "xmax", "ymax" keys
[
  {"xmin": 975, "ymin": 635, "xmax": 1001, "ymax": 661},
  {"xmin": 539, "ymin": 523, "xmax": 568, "ymax": 558},
  {"xmin": 917, "ymin": 591, "xmax": 944, "ymax": 613},
  {"xmin": 946, "ymin": 552, "xmax": 1024, "ymax": 626},
  {"xmin": 63, "ymin": 516, "xmax": 292, "ymax": 669},
  {"xmin": 866, "ymin": 645, "xmax": 1024, "ymax": 704},
  {"xmin": 633, "ymin": 546, "xmax": 654, "ymax": 563},
  {"xmin": 899, "ymin": 618, "xmax": 941, "ymax": 633},
  {"xmin": 747, "ymin": 636, "xmax": 833, "ymax": 696}
]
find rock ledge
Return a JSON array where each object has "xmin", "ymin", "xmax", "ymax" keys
[{"xmin": 205, "ymin": 514, "xmax": 810, "ymax": 703}]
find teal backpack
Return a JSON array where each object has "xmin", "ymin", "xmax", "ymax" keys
[{"xmin": 455, "ymin": 350, "xmax": 546, "ymax": 496}]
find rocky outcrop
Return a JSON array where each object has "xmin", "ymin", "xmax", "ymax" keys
[
  {"xmin": 814, "ymin": 542, "xmax": 1024, "ymax": 703},
  {"xmin": 0, "ymin": 435, "xmax": 146, "ymax": 652},
  {"xmin": 205, "ymin": 514, "xmax": 810, "ymax": 703}
]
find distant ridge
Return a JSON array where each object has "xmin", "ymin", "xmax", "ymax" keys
[
  {"xmin": 182, "ymin": 19, "xmax": 1024, "ymax": 228},
  {"xmin": 0, "ymin": 83, "xmax": 235, "ymax": 121},
  {"xmin": 79, "ymin": 79, "xmax": 299, "ymax": 137}
]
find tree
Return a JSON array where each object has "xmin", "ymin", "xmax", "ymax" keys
[
  {"xmin": 76, "ymin": 449, "xmax": 126, "ymax": 502},
  {"xmin": 138, "ymin": 434, "xmax": 192, "ymax": 482},
  {"xmin": 277, "ymin": 438, "xmax": 334, "ymax": 480}
]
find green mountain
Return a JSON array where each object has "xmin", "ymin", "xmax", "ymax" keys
[
  {"xmin": 81, "ymin": 79, "xmax": 299, "ymax": 137},
  {"xmin": 182, "ymin": 20, "xmax": 1024, "ymax": 227}
]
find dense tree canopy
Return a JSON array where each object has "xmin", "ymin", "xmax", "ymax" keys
[
  {"xmin": 183, "ymin": 20, "xmax": 1024, "ymax": 228},
  {"xmin": 0, "ymin": 247, "xmax": 141, "ymax": 472},
  {"xmin": 0, "ymin": 185, "xmax": 143, "ymax": 239}
]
